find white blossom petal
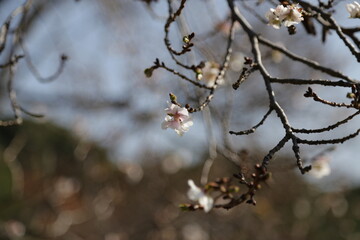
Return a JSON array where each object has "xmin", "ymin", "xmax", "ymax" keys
[
  {"xmin": 265, "ymin": 10, "xmax": 282, "ymax": 29},
  {"xmin": 177, "ymin": 108, "xmax": 190, "ymax": 118},
  {"xmin": 187, "ymin": 180, "xmax": 203, "ymax": 201},
  {"xmin": 310, "ymin": 157, "xmax": 331, "ymax": 179},
  {"xmin": 199, "ymin": 195, "xmax": 214, "ymax": 213},
  {"xmin": 266, "ymin": 4, "xmax": 303, "ymax": 29},
  {"xmin": 201, "ymin": 61, "xmax": 222, "ymax": 87},
  {"xmin": 347, "ymin": 1, "xmax": 360, "ymax": 18},
  {"xmin": 274, "ymin": 5, "xmax": 290, "ymax": 21},
  {"xmin": 187, "ymin": 179, "xmax": 214, "ymax": 213}
]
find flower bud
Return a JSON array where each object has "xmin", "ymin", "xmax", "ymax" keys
[
  {"xmin": 144, "ymin": 68, "xmax": 154, "ymax": 78},
  {"xmin": 347, "ymin": 92, "xmax": 356, "ymax": 99},
  {"xmin": 169, "ymin": 93, "xmax": 177, "ymax": 102}
]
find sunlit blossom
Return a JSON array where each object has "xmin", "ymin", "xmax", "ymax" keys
[
  {"xmin": 266, "ymin": 4, "xmax": 303, "ymax": 29},
  {"xmin": 283, "ymin": 7, "xmax": 304, "ymax": 27},
  {"xmin": 347, "ymin": 1, "xmax": 360, "ymax": 18},
  {"xmin": 266, "ymin": 10, "xmax": 282, "ymax": 29},
  {"xmin": 161, "ymin": 102, "xmax": 193, "ymax": 136},
  {"xmin": 187, "ymin": 179, "xmax": 214, "ymax": 212}
]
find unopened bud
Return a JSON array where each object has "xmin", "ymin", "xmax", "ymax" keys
[
  {"xmin": 144, "ymin": 68, "xmax": 154, "ymax": 78},
  {"xmin": 206, "ymin": 182, "xmax": 219, "ymax": 189},
  {"xmin": 347, "ymin": 92, "xmax": 356, "ymax": 99},
  {"xmin": 228, "ymin": 186, "xmax": 240, "ymax": 193},
  {"xmin": 179, "ymin": 204, "xmax": 193, "ymax": 211},
  {"xmin": 169, "ymin": 93, "xmax": 177, "ymax": 102},
  {"xmin": 220, "ymin": 185, "xmax": 227, "ymax": 193}
]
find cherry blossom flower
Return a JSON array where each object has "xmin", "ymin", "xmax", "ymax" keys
[
  {"xmin": 347, "ymin": 1, "xmax": 360, "ymax": 18},
  {"xmin": 283, "ymin": 7, "xmax": 304, "ymax": 27},
  {"xmin": 310, "ymin": 156, "xmax": 331, "ymax": 179},
  {"xmin": 187, "ymin": 179, "xmax": 214, "ymax": 212},
  {"xmin": 266, "ymin": 4, "xmax": 303, "ymax": 29},
  {"xmin": 198, "ymin": 61, "xmax": 223, "ymax": 87},
  {"xmin": 266, "ymin": 5, "xmax": 288, "ymax": 29},
  {"xmin": 161, "ymin": 102, "xmax": 193, "ymax": 136}
]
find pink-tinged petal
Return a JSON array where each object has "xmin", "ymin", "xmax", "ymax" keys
[
  {"xmin": 168, "ymin": 120, "xmax": 181, "ymax": 130},
  {"xmin": 162, "ymin": 102, "xmax": 193, "ymax": 135},
  {"xmin": 165, "ymin": 102, "xmax": 180, "ymax": 114},
  {"xmin": 178, "ymin": 115, "xmax": 190, "ymax": 123},
  {"xmin": 177, "ymin": 107, "xmax": 189, "ymax": 117}
]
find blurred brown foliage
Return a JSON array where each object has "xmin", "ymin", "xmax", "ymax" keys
[{"xmin": 0, "ymin": 121, "xmax": 359, "ymax": 240}]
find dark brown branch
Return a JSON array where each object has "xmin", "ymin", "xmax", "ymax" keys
[
  {"xmin": 270, "ymin": 77, "xmax": 353, "ymax": 87},
  {"xmin": 19, "ymin": 106, "xmax": 44, "ymax": 118},
  {"xmin": 292, "ymin": 110, "xmax": 360, "ymax": 134},
  {"xmin": 258, "ymin": 37, "xmax": 358, "ymax": 83},
  {"xmin": 228, "ymin": 0, "xmax": 295, "ymax": 170},
  {"xmin": 292, "ymin": 136, "xmax": 311, "ymax": 174},
  {"xmin": 297, "ymin": 129, "xmax": 360, "ymax": 145},
  {"xmin": 190, "ymin": 19, "xmax": 236, "ymax": 112},
  {"xmin": 262, "ymin": 135, "xmax": 290, "ymax": 168},
  {"xmin": 215, "ymin": 164, "xmax": 269, "ymax": 209},
  {"xmin": 298, "ymin": 0, "xmax": 360, "ymax": 62},
  {"xmin": 156, "ymin": 61, "xmax": 212, "ymax": 89},
  {"xmin": 0, "ymin": 55, "xmax": 24, "ymax": 68},
  {"xmin": 164, "ymin": 0, "xmax": 194, "ymax": 70},
  {"xmin": 229, "ymin": 108, "xmax": 273, "ymax": 135},
  {"xmin": 232, "ymin": 65, "xmax": 258, "ymax": 90},
  {"xmin": 304, "ymin": 87, "xmax": 354, "ymax": 108}
]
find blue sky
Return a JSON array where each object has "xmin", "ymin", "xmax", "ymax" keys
[{"xmin": 2, "ymin": 0, "xmax": 360, "ymax": 188}]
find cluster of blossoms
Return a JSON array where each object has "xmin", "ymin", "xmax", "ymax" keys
[
  {"xmin": 186, "ymin": 180, "xmax": 214, "ymax": 212},
  {"xmin": 265, "ymin": 4, "xmax": 304, "ymax": 29},
  {"xmin": 347, "ymin": 1, "xmax": 360, "ymax": 18},
  {"xmin": 161, "ymin": 102, "xmax": 193, "ymax": 136}
]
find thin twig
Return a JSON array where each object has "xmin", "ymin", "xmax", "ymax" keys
[{"xmin": 229, "ymin": 108, "xmax": 273, "ymax": 135}]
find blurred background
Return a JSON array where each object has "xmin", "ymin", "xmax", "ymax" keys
[{"xmin": 1, "ymin": 0, "xmax": 360, "ymax": 239}]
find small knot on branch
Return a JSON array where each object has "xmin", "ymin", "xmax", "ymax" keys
[
  {"xmin": 304, "ymin": 87, "xmax": 314, "ymax": 97},
  {"xmin": 300, "ymin": 165, "xmax": 312, "ymax": 174}
]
